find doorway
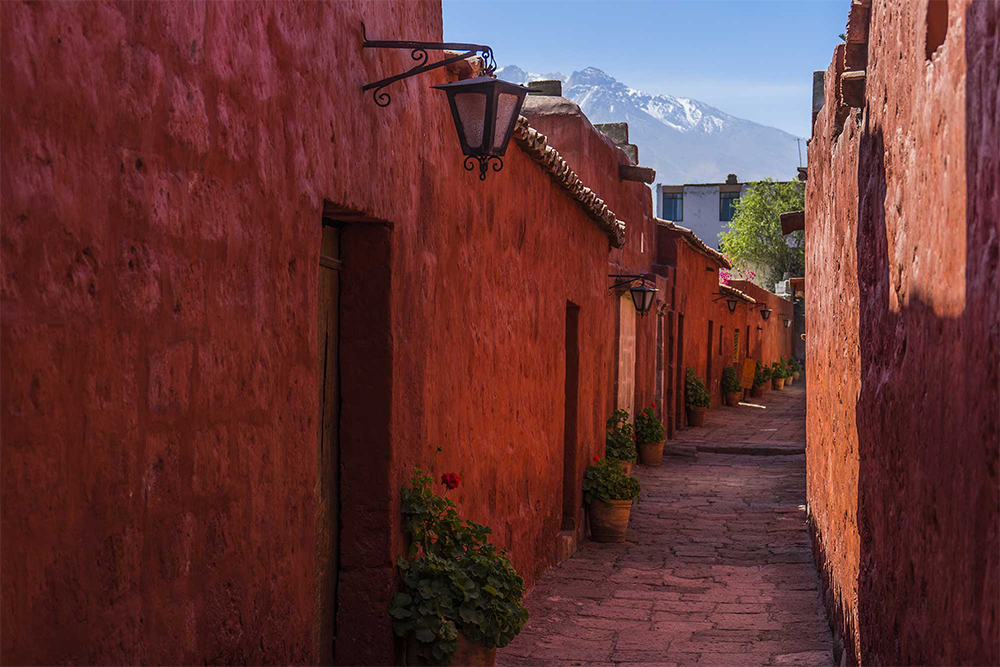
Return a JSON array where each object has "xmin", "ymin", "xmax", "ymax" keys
[
  {"xmin": 562, "ymin": 303, "xmax": 580, "ymax": 531},
  {"xmin": 676, "ymin": 314, "xmax": 685, "ymax": 428},
  {"xmin": 315, "ymin": 222, "xmax": 341, "ymax": 665}
]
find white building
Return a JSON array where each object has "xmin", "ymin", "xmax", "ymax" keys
[{"xmin": 653, "ymin": 174, "xmax": 748, "ymax": 250}]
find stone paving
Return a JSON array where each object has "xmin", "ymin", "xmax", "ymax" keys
[{"xmin": 499, "ymin": 383, "xmax": 833, "ymax": 667}]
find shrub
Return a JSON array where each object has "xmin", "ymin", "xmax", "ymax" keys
[
  {"xmin": 583, "ymin": 456, "xmax": 641, "ymax": 505},
  {"xmin": 605, "ymin": 409, "xmax": 637, "ymax": 463},
  {"xmin": 721, "ymin": 365, "xmax": 742, "ymax": 393},
  {"xmin": 634, "ymin": 404, "xmax": 666, "ymax": 444},
  {"xmin": 753, "ymin": 361, "xmax": 772, "ymax": 387},
  {"xmin": 685, "ymin": 368, "xmax": 711, "ymax": 408},
  {"xmin": 390, "ymin": 463, "xmax": 529, "ymax": 664}
]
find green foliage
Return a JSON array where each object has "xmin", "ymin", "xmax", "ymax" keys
[
  {"xmin": 753, "ymin": 361, "xmax": 772, "ymax": 387},
  {"xmin": 583, "ymin": 457, "xmax": 641, "ymax": 505},
  {"xmin": 605, "ymin": 409, "xmax": 637, "ymax": 463},
  {"xmin": 786, "ymin": 356, "xmax": 801, "ymax": 373},
  {"xmin": 721, "ymin": 366, "xmax": 742, "ymax": 393},
  {"xmin": 718, "ymin": 178, "xmax": 805, "ymax": 290},
  {"xmin": 685, "ymin": 368, "xmax": 711, "ymax": 408},
  {"xmin": 634, "ymin": 405, "xmax": 666, "ymax": 445},
  {"xmin": 390, "ymin": 467, "xmax": 529, "ymax": 664},
  {"xmin": 771, "ymin": 360, "xmax": 790, "ymax": 379}
]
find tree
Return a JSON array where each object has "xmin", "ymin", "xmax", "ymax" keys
[{"xmin": 718, "ymin": 178, "xmax": 805, "ymax": 291}]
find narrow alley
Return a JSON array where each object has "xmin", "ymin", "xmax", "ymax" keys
[{"xmin": 499, "ymin": 384, "xmax": 833, "ymax": 667}]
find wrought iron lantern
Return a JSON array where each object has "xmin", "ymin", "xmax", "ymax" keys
[
  {"xmin": 609, "ymin": 274, "xmax": 658, "ymax": 316},
  {"xmin": 782, "ymin": 316, "xmax": 793, "ymax": 328},
  {"xmin": 433, "ymin": 77, "xmax": 533, "ymax": 179},
  {"xmin": 760, "ymin": 307, "xmax": 772, "ymax": 321},
  {"xmin": 713, "ymin": 292, "xmax": 739, "ymax": 314},
  {"xmin": 360, "ymin": 24, "xmax": 533, "ymax": 180}
]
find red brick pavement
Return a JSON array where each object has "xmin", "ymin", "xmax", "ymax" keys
[{"xmin": 498, "ymin": 382, "xmax": 832, "ymax": 666}]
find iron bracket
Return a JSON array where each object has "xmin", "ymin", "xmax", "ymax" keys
[{"xmin": 361, "ymin": 23, "xmax": 496, "ymax": 107}]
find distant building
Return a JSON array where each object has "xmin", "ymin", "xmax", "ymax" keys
[{"xmin": 654, "ymin": 174, "xmax": 748, "ymax": 250}]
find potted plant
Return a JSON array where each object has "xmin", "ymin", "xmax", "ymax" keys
[
  {"xmin": 391, "ymin": 461, "xmax": 529, "ymax": 665},
  {"xmin": 685, "ymin": 368, "xmax": 711, "ymax": 426},
  {"xmin": 721, "ymin": 365, "xmax": 743, "ymax": 407},
  {"xmin": 583, "ymin": 456, "xmax": 641, "ymax": 543},
  {"xmin": 771, "ymin": 361, "xmax": 787, "ymax": 390},
  {"xmin": 634, "ymin": 404, "xmax": 666, "ymax": 466},
  {"xmin": 788, "ymin": 357, "xmax": 801, "ymax": 381},
  {"xmin": 605, "ymin": 409, "xmax": 637, "ymax": 475},
  {"xmin": 751, "ymin": 362, "xmax": 771, "ymax": 399}
]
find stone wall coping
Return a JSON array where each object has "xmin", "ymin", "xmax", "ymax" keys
[{"xmin": 512, "ymin": 115, "xmax": 627, "ymax": 248}]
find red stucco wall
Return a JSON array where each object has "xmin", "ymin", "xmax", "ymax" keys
[
  {"xmin": 804, "ymin": 1, "xmax": 999, "ymax": 664},
  {"xmin": 0, "ymin": 1, "xmax": 650, "ymax": 664}
]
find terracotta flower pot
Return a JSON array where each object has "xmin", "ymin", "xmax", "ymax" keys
[
  {"xmin": 750, "ymin": 384, "xmax": 764, "ymax": 398},
  {"xmin": 637, "ymin": 440, "xmax": 664, "ymax": 466},
  {"xmin": 619, "ymin": 460, "xmax": 633, "ymax": 476},
  {"xmin": 793, "ymin": 371, "xmax": 800, "ymax": 381},
  {"xmin": 588, "ymin": 499, "xmax": 633, "ymax": 543},
  {"xmin": 406, "ymin": 633, "xmax": 496, "ymax": 666},
  {"xmin": 725, "ymin": 391, "xmax": 742, "ymax": 407},
  {"xmin": 772, "ymin": 377, "xmax": 784, "ymax": 391},
  {"xmin": 686, "ymin": 406, "xmax": 707, "ymax": 427}
]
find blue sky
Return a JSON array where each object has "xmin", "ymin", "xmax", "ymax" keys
[{"xmin": 442, "ymin": 0, "xmax": 848, "ymax": 138}]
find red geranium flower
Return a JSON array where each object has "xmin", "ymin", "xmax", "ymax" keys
[
  {"xmin": 592, "ymin": 456, "xmax": 601, "ymax": 463},
  {"xmin": 652, "ymin": 402, "xmax": 657, "ymax": 408},
  {"xmin": 440, "ymin": 472, "xmax": 460, "ymax": 490}
]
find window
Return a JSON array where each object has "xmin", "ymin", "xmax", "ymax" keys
[
  {"xmin": 663, "ymin": 192, "xmax": 683, "ymax": 221},
  {"xmin": 720, "ymin": 191, "xmax": 739, "ymax": 221}
]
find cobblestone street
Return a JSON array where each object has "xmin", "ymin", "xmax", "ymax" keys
[{"xmin": 499, "ymin": 384, "xmax": 833, "ymax": 666}]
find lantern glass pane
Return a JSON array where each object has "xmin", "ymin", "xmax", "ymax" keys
[
  {"xmin": 492, "ymin": 92, "xmax": 520, "ymax": 151},
  {"xmin": 454, "ymin": 93, "xmax": 486, "ymax": 149}
]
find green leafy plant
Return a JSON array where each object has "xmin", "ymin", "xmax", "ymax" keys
[
  {"xmin": 771, "ymin": 360, "xmax": 789, "ymax": 379},
  {"xmin": 583, "ymin": 456, "xmax": 641, "ymax": 505},
  {"xmin": 634, "ymin": 404, "xmax": 665, "ymax": 444},
  {"xmin": 753, "ymin": 361, "xmax": 772, "ymax": 387},
  {"xmin": 786, "ymin": 357, "xmax": 801, "ymax": 373},
  {"xmin": 389, "ymin": 461, "xmax": 529, "ymax": 664},
  {"xmin": 717, "ymin": 178, "xmax": 805, "ymax": 291},
  {"xmin": 605, "ymin": 409, "xmax": 637, "ymax": 463},
  {"xmin": 721, "ymin": 365, "xmax": 742, "ymax": 393},
  {"xmin": 685, "ymin": 368, "xmax": 711, "ymax": 408}
]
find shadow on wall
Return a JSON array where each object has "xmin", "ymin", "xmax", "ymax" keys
[{"xmin": 850, "ymin": 3, "xmax": 1000, "ymax": 662}]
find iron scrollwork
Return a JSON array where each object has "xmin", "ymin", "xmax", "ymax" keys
[
  {"xmin": 361, "ymin": 23, "xmax": 495, "ymax": 107},
  {"xmin": 464, "ymin": 155, "xmax": 504, "ymax": 181}
]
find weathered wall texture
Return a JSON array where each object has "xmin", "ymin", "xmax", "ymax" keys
[
  {"xmin": 0, "ymin": 1, "xmax": 643, "ymax": 664},
  {"xmin": 805, "ymin": 1, "xmax": 999, "ymax": 664}
]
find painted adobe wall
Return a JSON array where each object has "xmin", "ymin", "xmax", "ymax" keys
[
  {"xmin": 668, "ymin": 239, "xmax": 727, "ymax": 409},
  {"xmin": 0, "ymin": 1, "xmax": 629, "ymax": 664},
  {"xmin": 522, "ymin": 99, "xmax": 664, "ymax": 423},
  {"xmin": 804, "ymin": 0, "xmax": 999, "ymax": 664},
  {"xmin": 728, "ymin": 281, "xmax": 795, "ymax": 367}
]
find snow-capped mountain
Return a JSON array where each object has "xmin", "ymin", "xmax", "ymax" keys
[{"xmin": 497, "ymin": 65, "xmax": 802, "ymax": 184}]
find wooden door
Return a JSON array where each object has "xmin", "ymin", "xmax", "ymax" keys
[{"xmin": 315, "ymin": 223, "xmax": 341, "ymax": 665}]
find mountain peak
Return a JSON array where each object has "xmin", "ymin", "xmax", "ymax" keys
[
  {"xmin": 568, "ymin": 67, "xmax": 618, "ymax": 87},
  {"xmin": 500, "ymin": 64, "xmax": 802, "ymax": 183}
]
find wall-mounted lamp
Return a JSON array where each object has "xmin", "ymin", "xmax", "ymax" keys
[
  {"xmin": 609, "ymin": 274, "xmax": 658, "ymax": 316},
  {"xmin": 749, "ymin": 303, "xmax": 772, "ymax": 321},
  {"xmin": 712, "ymin": 292, "xmax": 739, "ymax": 314},
  {"xmin": 782, "ymin": 317, "xmax": 792, "ymax": 328},
  {"xmin": 361, "ymin": 24, "xmax": 534, "ymax": 180}
]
